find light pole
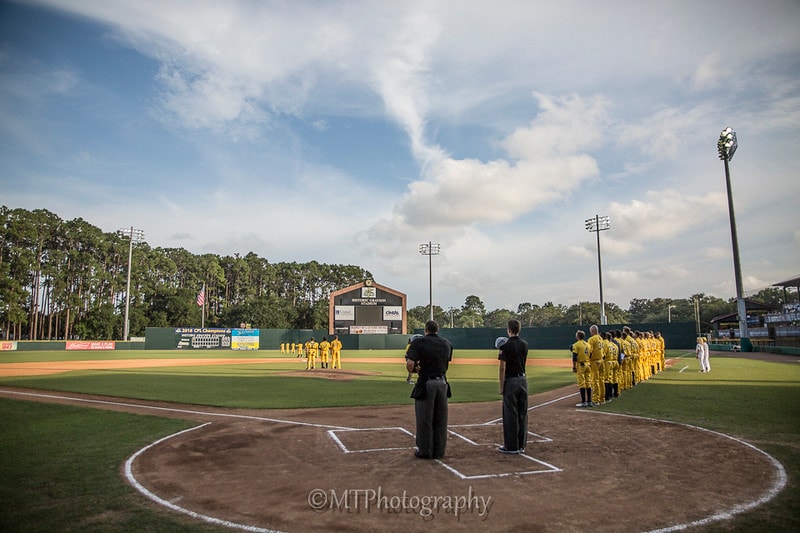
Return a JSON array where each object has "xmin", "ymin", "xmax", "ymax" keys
[
  {"xmin": 117, "ymin": 226, "xmax": 145, "ymax": 341},
  {"xmin": 585, "ymin": 215, "xmax": 610, "ymax": 325},
  {"xmin": 694, "ymin": 296, "xmax": 701, "ymax": 336},
  {"xmin": 717, "ymin": 126, "xmax": 749, "ymax": 349},
  {"xmin": 419, "ymin": 242, "xmax": 441, "ymax": 322},
  {"xmin": 668, "ymin": 304, "xmax": 676, "ymax": 323}
]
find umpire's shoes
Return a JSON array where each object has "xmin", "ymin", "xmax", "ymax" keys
[
  {"xmin": 498, "ymin": 446, "xmax": 520, "ymax": 455},
  {"xmin": 414, "ymin": 450, "xmax": 431, "ymax": 459}
]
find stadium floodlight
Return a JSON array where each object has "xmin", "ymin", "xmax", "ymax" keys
[
  {"xmin": 668, "ymin": 304, "xmax": 676, "ymax": 323},
  {"xmin": 585, "ymin": 215, "xmax": 610, "ymax": 325},
  {"xmin": 117, "ymin": 226, "xmax": 145, "ymax": 341},
  {"xmin": 717, "ymin": 126, "xmax": 748, "ymax": 346},
  {"xmin": 419, "ymin": 242, "xmax": 441, "ymax": 322}
]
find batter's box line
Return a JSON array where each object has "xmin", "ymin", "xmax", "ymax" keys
[
  {"xmin": 327, "ymin": 426, "xmax": 415, "ymax": 454},
  {"xmin": 326, "ymin": 426, "xmax": 562, "ymax": 480},
  {"xmin": 440, "ymin": 453, "xmax": 562, "ymax": 480},
  {"xmin": 449, "ymin": 423, "xmax": 553, "ymax": 444}
]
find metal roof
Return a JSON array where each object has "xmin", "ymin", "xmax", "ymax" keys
[{"xmin": 773, "ymin": 274, "xmax": 800, "ymax": 288}]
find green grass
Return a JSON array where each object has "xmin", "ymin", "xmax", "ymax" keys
[
  {"xmin": 0, "ymin": 347, "xmax": 574, "ymax": 363},
  {"xmin": 0, "ymin": 351, "xmax": 576, "ymax": 408},
  {"xmin": 1, "ymin": 349, "xmax": 798, "ymax": 531},
  {"xmin": 597, "ymin": 354, "xmax": 800, "ymax": 532},
  {"xmin": 0, "ymin": 398, "xmax": 227, "ymax": 532}
]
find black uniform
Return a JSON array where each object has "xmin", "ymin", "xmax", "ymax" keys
[
  {"xmin": 499, "ymin": 335, "xmax": 528, "ymax": 452},
  {"xmin": 406, "ymin": 333, "xmax": 452, "ymax": 459}
]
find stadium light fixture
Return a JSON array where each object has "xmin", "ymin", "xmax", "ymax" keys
[
  {"xmin": 419, "ymin": 242, "xmax": 441, "ymax": 322},
  {"xmin": 117, "ymin": 226, "xmax": 145, "ymax": 341},
  {"xmin": 585, "ymin": 215, "xmax": 610, "ymax": 325},
  {"xmin": 668, "ymin": 304, "xmax": 676, "ymax": 323},
  {"xmin": 717, "ymin": 126, "xmax": 749, "ymax": 347}
]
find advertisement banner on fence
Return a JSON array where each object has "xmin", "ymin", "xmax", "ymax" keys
[
  {"xmin": 0, "ymin": 341, "xmax": 18, "ymax": 351},
  {"xmin": 231, "ymin": 329, "xmax": 259, "ymax": 350},
  {"xmin": 174, "ymin": 328, "xmax": 232, "ymax": 349},
  {"xmin": 66, "ymin": 341, "xmax": 116, "ymax": 350}
]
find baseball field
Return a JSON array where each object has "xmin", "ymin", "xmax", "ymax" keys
[{"xmin": 0, "ymin": 348, "xmax": 798, "ymax": 532}]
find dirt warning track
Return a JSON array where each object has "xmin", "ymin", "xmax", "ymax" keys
[{"xmin": 0, "ymin": 357, "xmax": 571, "ymax": 377}]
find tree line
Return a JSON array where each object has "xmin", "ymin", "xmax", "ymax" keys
[
  {"xmin": 0, "ymin": 206, "xmax": 368, "ymax": 340},
  {"xmin": 2, "ymin": 206, "xmax": 784, "ymax": 341}
]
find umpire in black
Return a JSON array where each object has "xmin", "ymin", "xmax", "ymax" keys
[
  {"xmin": 498, "ymin": 319, "xmax": 528, "ymax": 454},
  {"xmin": 406, "ymin": 320, "xmax": 452, "ymax": 459}
]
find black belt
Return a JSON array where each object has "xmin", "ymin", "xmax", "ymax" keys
[
  {"xmin": 427, "ymin": 376, "xmax": 446, "ymax": 380},
  {"xmin": 506, "ymin": 373, "xmax": 526, "ymax": 378}
]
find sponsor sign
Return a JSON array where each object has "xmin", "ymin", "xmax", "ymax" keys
[
  {"xmin": 0, "ymin": 341, "xmax": 17, "ymax": 351},
  {"xmin": 349, "ymin": 325, "xmax": 388, "ymax": 334},
  {"xmin": 175, "ymin": 328, "xmax": 232, "ymax": 349},
  {"xmin": 335, "ymin": 306, "xmax": 355, "ymax": 320},
  {"xmin": 66, "ymin": 341, "xmax": 116, "ymax": 351},
  {"xmin": 232, "ymin": 328, "xmax": 260, "ymax": 351},
  {"xmin": 383, "ymin": 306, "xmax": 402, "ymax": 321}
]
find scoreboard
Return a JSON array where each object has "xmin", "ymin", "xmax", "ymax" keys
[
  {"xmin": 174, "ymin": 328, "xmax": 260, "ymax": 350},
  {"xmin": 329, "ymin": 279, "xmax": 407, "ymax": 335}
]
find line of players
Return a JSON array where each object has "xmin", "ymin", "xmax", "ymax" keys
[
  {"xmin": 571, "ymin": 325, "xmax": 666, "ymax": 407},
  {"xmin": 279, "ymin": 336, "xmax": 342, "ymax": 369}
]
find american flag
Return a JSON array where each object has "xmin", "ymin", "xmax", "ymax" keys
[{"xmin": 196, "ymin": 287, "xmax": 205, "ymax": 307}]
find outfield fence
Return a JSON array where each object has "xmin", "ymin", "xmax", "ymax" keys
[{"xmin": 2, "ymin": 322, "xmax": 699, "ymax": 352}]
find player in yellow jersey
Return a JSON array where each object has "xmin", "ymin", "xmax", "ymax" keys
[
  {"xmin": 618, "ymin": 330, "xmax": 632, "ymax": 390},
  {"xmin": 655, "ymin": 331, "xmax": 665, "ymax": 373},
  {"xmin": 611, "ymin": 330, "xmax": 624, "ymax": 396},
  {"xmin": 572, "ymin": 330, "xmax": 592, "ymax": 407},
  {"xmin": 330, "ymin": 335, "xmax": 342, "ymax": 369},
  {"xmin": 603, "ymin": 332, "xmax": 618, "ymax": 402},
  {"xmin": 623, "ymin": 327, "xmax": 638, "ymax": 386},
  {"xmin": 587, "ymin": 325, "xmax": 605, "ymax": 404},
  {"xmin": 310, "ymin": 338, "xmax": 319, "ymax": 367},
  {"xmin": 305, "ymin": 338, "xmax": 315, "ymax": 369},
  {"xmin": 319, "ymin": 337, "xmax": 331, "ymax": 369}
]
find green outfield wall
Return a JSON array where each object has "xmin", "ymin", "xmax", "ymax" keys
[
  {"xmin": 410, "ymin": 322, "xmax": 696, "ymax": 350},
  {"xmin": 1, "ymin": 323, "xmax": 699, "ymax": 352},
  {"xmin": 139, "ymin": 322, "xmax": 697, "ymax": 351}
]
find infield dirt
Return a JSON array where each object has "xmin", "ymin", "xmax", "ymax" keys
[{"xmin": 0, "ymin": 380, "xmax": 782, "ymax": 532}]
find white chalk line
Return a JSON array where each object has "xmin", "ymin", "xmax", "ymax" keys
[
  {"xmin": 3, "ymin": 383, "xmax": 787, "ymax": 531},
  {"xmin": 577, "ymin": 409, "xmax": 788, "ymax": 532},
  {"xmin": 0, "ymin": 388, "xmax": 354, "ymax": 430},
  {"xmin": 483, "ymin": 391, "xmax": 579, "ymax": 425},
  {"xmin": 124, "ymin": 423, "xmax": 281, "ymax": 533}
]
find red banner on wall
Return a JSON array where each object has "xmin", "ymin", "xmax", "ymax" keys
[
  {"xmin": 66, "ymin": 341, "xmax": 116, "ymax": 351},
  {"xmin": 0, "ymin": 341, "xmax": 17, "ymax": 351}
]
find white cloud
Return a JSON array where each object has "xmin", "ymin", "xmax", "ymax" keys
[
  {"xmin": 705, "ymin": 247, "xmax": 730, "ymax": 260},
  {"xmin": 609, "ymin": 189, "xmax": 728, "ymax": 241},
  {"xmin": 384, "ymin": 93, "xmax": 605, "ymax": 231},
  {"xmin": 691, "ymin": 53, "xmax": 726, "ymax": 91},
  {"xmin": 6, "ymin": 0, "xmax": 800, "ymax": 312}
]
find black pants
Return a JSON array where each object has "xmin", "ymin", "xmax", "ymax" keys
[
  {"xmin": 414, "ymin": 379, "xmax": 449, "ymax": 458},
  {"xmin": 502, "ymin": 376, "xmax": 528, "ymax": 451}
]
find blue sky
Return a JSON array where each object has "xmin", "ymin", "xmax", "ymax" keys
[{"xmin": 2, "ymin": 0, "xmax": 799, "ymax": 313}]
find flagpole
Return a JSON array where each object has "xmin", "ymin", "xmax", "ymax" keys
[{"xmin": 201, "ymin": 283, "xmax": 206, "ymax": 329}]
